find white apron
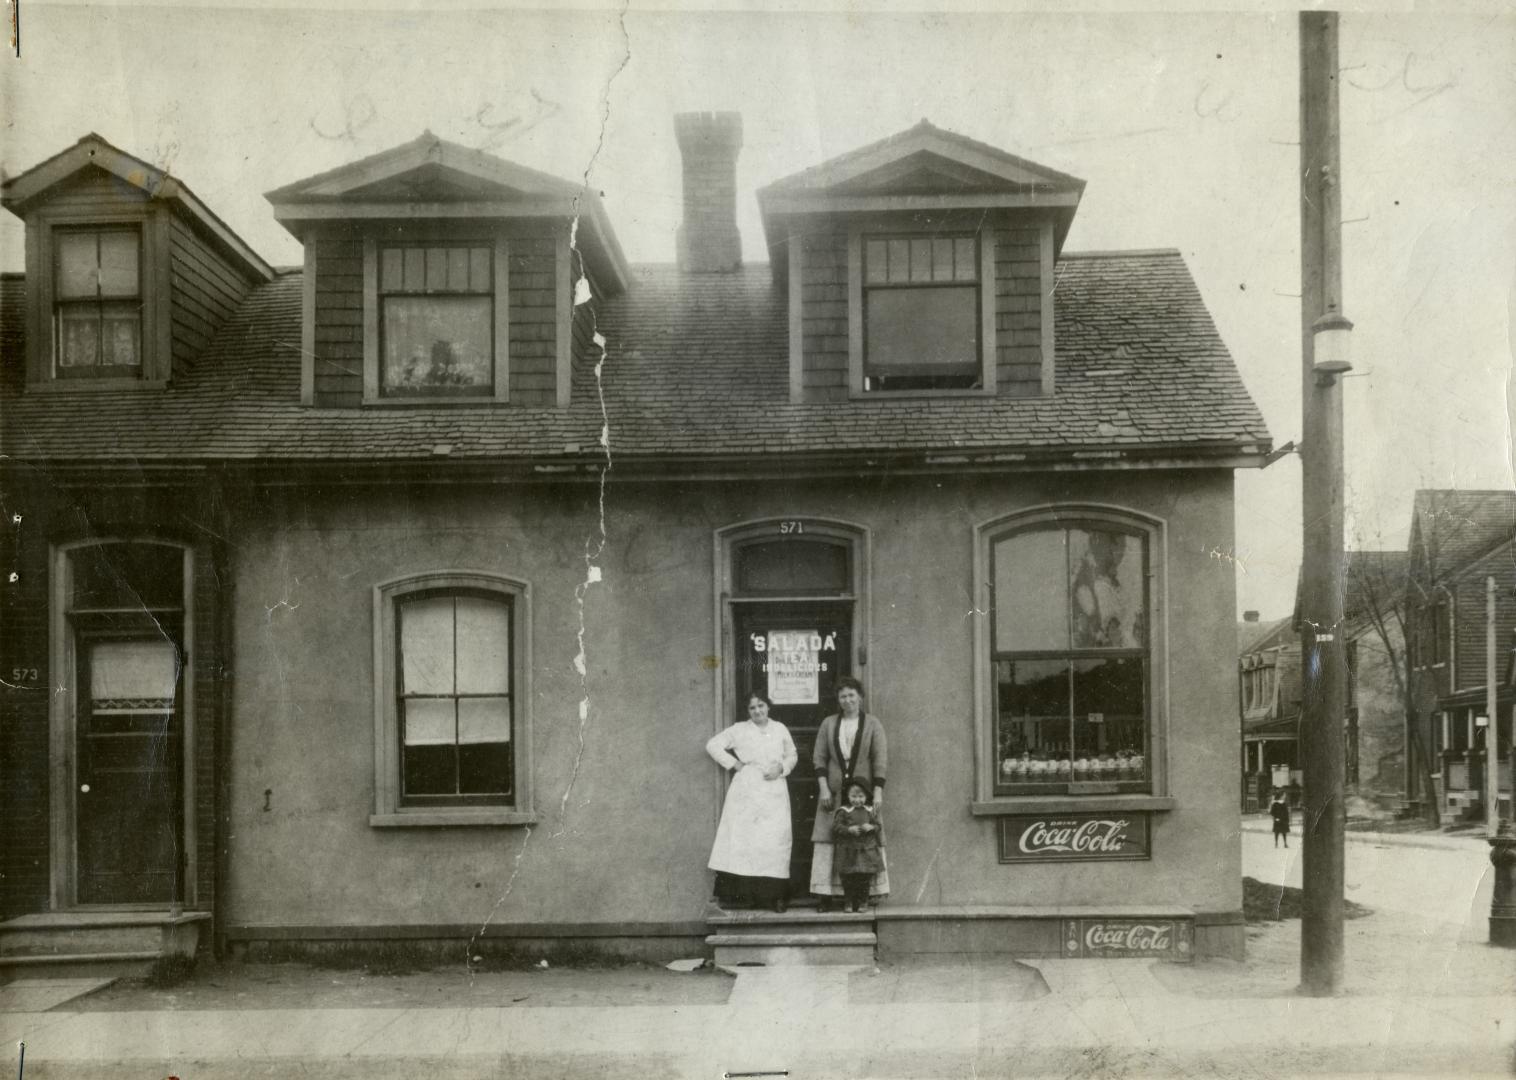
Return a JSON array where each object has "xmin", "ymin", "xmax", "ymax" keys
[{"xmin": 706, "ymin": 720, "xmax": 795, "ymax": 879}]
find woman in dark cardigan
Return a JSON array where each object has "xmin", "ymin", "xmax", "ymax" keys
[{"xmin": 809, "ymin": 676, "xmax": 889, "ymax": 909}]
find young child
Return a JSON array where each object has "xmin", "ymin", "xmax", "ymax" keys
[
  {"xmin": 1270, "ymin": 791, "xmax": 1291, "ymax": 848},
  {"xmin": 831, "ymin": 777, "xmax": 884, "ymax": 913}
]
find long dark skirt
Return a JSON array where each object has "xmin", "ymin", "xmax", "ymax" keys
[{"xmin": 712, "ymin": 871, "xmax": 788, "ymax": 908}]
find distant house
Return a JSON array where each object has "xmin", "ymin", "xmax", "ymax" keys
[
  {"xmin": 1241, "ymin": 549, "xmax": 1409, "ymax": 814},
  {"xmin": 1405, "ymin": 490, "xmax": 1516, "ymax": 820},
  {"xmin": 1238, "ymin": 612, "xmax": 1300, "ymax": 810}
]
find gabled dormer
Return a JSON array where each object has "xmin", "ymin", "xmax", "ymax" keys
[
  {"xmin": 266, "ymin": 133, "xmax": 628, "ymax": 408},
  {"xmin": 1, "ymin": 134, "xmax": 273, "ymax": 392},
  {"xmin": 757, "ymin": 121, "xmax": 1084, "ymax": 403}
]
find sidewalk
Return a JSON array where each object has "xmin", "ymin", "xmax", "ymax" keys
[
  {"xmin": 1240, "ymin": 812, "xmax": 1495, "ymax": 852},
  {"xmin": 4, "ymin": 954, "xmax": 1512, "ymax": 1079}
]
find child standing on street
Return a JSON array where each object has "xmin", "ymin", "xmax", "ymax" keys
[
  {"xmin": 832, "ymin": 778, "xmax": 884, "ymax": 913},
  {"xmin": 1270, "ymin": 791, "xmax": 1291, "ymax": 848}
]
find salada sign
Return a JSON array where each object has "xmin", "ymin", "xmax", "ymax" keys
[
  {"xmin": 997, "ymin": 812, "xmax": 1151, "ymax": 863},
  {"xmin": 754, "ymin": 629, "xmax": 837, "ymax": 705},
  {"xmin": 1061, "ymin": 918, "xmax": 1193, "ymax": 961}
]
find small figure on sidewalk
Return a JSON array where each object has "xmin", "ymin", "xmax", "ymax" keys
[
  {"xmin": 832, "ymin": 778, "xmax": 884, "ymax": 913},
  {"xmin": 1270, "ymin": 791, "xmax": 1291, "ymax": 848}
]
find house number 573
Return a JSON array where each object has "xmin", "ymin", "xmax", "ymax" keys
[{"xmin": 779, "ymin": 521, "xmax": 805, "ymax": 534}]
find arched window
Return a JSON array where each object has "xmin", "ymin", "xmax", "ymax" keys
[
  {"xmin": 372, "ymin": 572, "xmax": 534, "ymax": 826},
  {"xmin": 975, "ymin": 508, "xmax": 1165, "ymax": 803}
]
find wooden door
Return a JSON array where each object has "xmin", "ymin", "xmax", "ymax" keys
[
  {"xmin": 75, "ymin": 633, "xmax": 182, "ymax": 904},
  {"xmin": 732, "ymin": 602, "xmax": 852, "ymax": 891}
]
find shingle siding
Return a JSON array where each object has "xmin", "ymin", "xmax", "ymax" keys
[
  {"xmin": 310, "ymin": 229, "xmax": 365, "ymax": 407},
  {"xmin": 31, "ymin": 169, "xmax": 150, "ymax": 211},
  {"xmin": 799, "ymin": 228, "xmax": 849, "ymax": 400},
  {"xmin": 995, "ymin": 224, "xmax": 1043, "ymax": 397},
  {"xmin": 508, "ymin": 231, "xmax": 558, "ymax": 407},
  {"xmin": 169, "ymin": 217, "xmax": 255, "ymax": 378},
  {"xmin": 0, "ymin": 478, "xmax": 51, "ymax": 917}
]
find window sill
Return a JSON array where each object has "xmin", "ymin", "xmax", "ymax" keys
[
  {"xmin": 27, "ymin": 379, "xmax": 167, "ymax": 394},
  {"xmin": 370, "ymin": 810, "xmax": 536, "ymax": 828},
  {"xmin": 971, "ymin": 796, "xmax": 1176, "ymax": 816}
]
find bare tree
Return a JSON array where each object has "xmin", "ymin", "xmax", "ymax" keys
[{"xmin": 1345, "ymin": 548, "xmax": 1437, "ymax": 825}]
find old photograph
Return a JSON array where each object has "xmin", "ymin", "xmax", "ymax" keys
[{"xmin": 1, "ymin": 1, "xmax": 1512, "ymax": 1076}]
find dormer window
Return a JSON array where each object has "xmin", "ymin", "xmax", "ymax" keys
[
  {"xmin": 378, "ymin": 243, "xmax": 495, "ymax": 398},
  {"xmin": 2, "ymin": 134, "xmax": 273, "ymax": 392},
  {"xmin": 863, "ymin": 233, "xmax": 980, "ymax": 392},
  {"xmin": 758, "ymin": 120, "xmax": 1083, "ymax": 403},
  {"xmin": 266, "ymin": 132, "xmax": 629, "ymax": 409},
  {"xmin": 55, "ymin": 227, "xmax": 143, "ymax": 378}
]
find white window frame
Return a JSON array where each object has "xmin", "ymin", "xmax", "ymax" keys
[
  {"xmin": 845, "ymin": 220, "xmax": 997, "ymax": 399},
  {"xmin": 970, "ymin": 504, "xmax": 1173, "ymax": 815},
  {"xmin": 371, "ymin": 570, "xmax": 534, "ymax": 826},
  {"xmin": 361, "ymin": 236, "xmax": 510, "ymax": 405},
  {"xmin": 24, "ymin": 207, "xmax": 172, "ymax": 391}
]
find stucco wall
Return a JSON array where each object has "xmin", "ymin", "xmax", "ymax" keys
[{"xmin": 225, "ymin": 468, "xmax": 1241, "ymax": 930}]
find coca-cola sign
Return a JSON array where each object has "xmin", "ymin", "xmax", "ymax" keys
[
  {"xmin": 1062, "ymin": 918, "xmax": 1193, "ymax": 961},
  {"xmin": 997, "ymin": 812, "xmax": 1151, "ymax": 863}
]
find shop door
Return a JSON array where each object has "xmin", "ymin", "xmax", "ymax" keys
[
  {"xmin": 732, "ymin": 602, "xmax": 852, "ymax": 891},
  {"xmin": 75, "ymin": 634, "xmax": 183, "ymax": 904}
]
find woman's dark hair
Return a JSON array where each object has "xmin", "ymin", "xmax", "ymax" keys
[
  {"xmin": 745, "ymin": 692, "xmax": 773, "ymax": 710},
  {"xmin": 834, "ymin": 676, "xmax": 865, "ymax": 700}
]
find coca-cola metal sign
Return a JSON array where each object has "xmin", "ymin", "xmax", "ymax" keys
[
  {"xmin": 997, "ymin": 812, "xmax": 1151, "ymax": 863},
  {"xmin": 1062, "ymin": 918, "xmax": 1193, "ymax": 961}
]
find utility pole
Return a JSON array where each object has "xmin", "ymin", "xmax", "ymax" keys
[
  {"xmin": 1299, "ymin": 10, "xmax": 1350, "ymax": 997},
  {"xmin": 1486, "ymin": 576, "xmax": 1499, "ymax": 835}
]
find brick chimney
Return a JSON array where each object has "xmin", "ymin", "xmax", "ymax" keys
[
  {"xmin": 1243, "ymin": 610, "xmax": 1260, "ymax": 623},
  {"xmin": 674, "ymin": 112, "xmax": 742, "ymax": 273}
]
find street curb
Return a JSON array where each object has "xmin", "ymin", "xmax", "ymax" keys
[{"xmin": 1241, "ymin": 817, "xmax": 1490, "ymax": 853}]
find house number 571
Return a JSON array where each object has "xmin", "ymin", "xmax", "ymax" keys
[{"xmin": 779, "ymin": 521, "xmax": 804, "ymax": 534}]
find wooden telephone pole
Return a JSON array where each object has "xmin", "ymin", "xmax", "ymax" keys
[{"xmin": 1299, "ymin": 10, "xmax": 1350, "ymax": 996}]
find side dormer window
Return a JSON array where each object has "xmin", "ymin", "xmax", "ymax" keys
[
  {"xmin": 55, "ymin": 227, "xmax": 142, "ymax": 378},
  {"xmin": 863, "ymin": 234, "xmax": 980, "ymax": 392},
  {"xmin": 379, "ymin": 244, "xmax": 494, "ymax": 398}
]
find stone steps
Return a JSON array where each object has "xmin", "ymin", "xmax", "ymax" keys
[
  {"xmin": 705, "ymin": 903, "xmax": 877, "ymax": 966},
  {"xmin": 0, "ymin": 911, "xmax": 210, "ymax": 982}
]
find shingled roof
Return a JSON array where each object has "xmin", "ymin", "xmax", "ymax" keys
[
  {"xmin": 1408, "ymin": 490, "xmax": 1516, "ymax": 578},
  {"xmin": 0, "ymin": 249, "xmax": 1269, "ymax": 470}
]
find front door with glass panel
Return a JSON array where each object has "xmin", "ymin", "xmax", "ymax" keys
[
  {"xmin": 75, "ymin": 631, "xmax": 183, "ymax": 904},
  {"xmin": 727, "ymin": 530, "xmax": 857, "ymax": 892},
  {"xmin": 64, "ymin": 542, "xmax": 188, "ymax": 906}
]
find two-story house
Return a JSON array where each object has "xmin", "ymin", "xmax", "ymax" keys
[
  {"xmin": 1405, "ymin": 490, "xmax": 1516, "ymax": 820},
  {"xmin": 1239, "ymin": 549, "xmax": 1411, "ymax": 816},
  {"xmin": 1238, "ymin": 613, "xmax": 1301, "ymax": 811},
  {"xmin": 1, "ymin": 115, "xmax": 1271, "ymax": 973}
]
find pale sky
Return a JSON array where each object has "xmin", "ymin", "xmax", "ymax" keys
[{"xmin": 3, "ymin": 3, "xmax": 1513, "ymax": 619}]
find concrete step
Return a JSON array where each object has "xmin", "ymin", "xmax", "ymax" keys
[
  {"xmin": 0, "ymin": 911, "xmax": 210, "ymax": 978},
  {"xmin": 706, "ymin": 910, "xmax": 874, "ymax": 936},
  {"xmin": 707, "ymin": 930, "xmax": 877, "ymax": 967},
  {"xmin": 0, "ymin": 951, "xmax": 159, "ymax": 981},
  {"xmin": 1, "ymin": 923, "xmax": 162, "ymax": 956}
]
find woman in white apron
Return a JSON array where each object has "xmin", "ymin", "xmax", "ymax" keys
[{"xmin": 706, "ymin": 693, "xmax": 798, "ymax": 912}]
